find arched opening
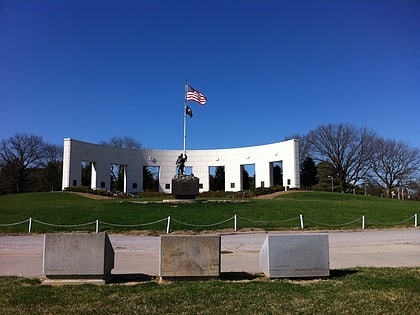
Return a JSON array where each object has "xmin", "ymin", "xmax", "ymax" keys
[
  {"xmin": 143, "ymin": 166, "xmax": 159, "ymax": 192},
  {"xmin": 81, "ymin": 161, "xmax": 92, "ymax": 187},
  {"xmin": 241, "ymin": 164, "xmax": 255, "ymax": 190},
  {"xmin": 209, "ymin": 166, "xmax": 225, "ymax": 191},
  {"xmin": 110, "ymin": 164, "xmax": 126, "ymax": 193},
  {"xmin": 270, "ymin": 161, "xmax": 283, "ymax": 187}
]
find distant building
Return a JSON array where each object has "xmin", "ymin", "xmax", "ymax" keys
[{"xmin": 62, "ymin": 138, "xmax": 300, "ymax": 193}]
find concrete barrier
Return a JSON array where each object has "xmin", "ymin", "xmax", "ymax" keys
[
  {"xmin": 43, "ymin": 232, "xmax": 114, "ymax": 282},
  {"xmin": 159, "ymin": 235, "xmax": 220, "ymax": 279},
  {"xmin": 259, "ymin": 234, "xmax": 329, "ymax": 278}
]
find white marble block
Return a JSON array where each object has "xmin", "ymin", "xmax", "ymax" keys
[
  {"xmin": 259, "ymin": 234, "xmax": 329, "ymax": 278},
  {"xmin": 43, "ymin": 232, "xmax": 114, "ymax": 280}
]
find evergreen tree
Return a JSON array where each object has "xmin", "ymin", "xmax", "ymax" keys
[
  {"xmin": 143, "ymin": 166, "xmax": 158, "ymax": 192},
  {"xmin": 214, "ymin": 166, "xmax": 225, "ymax": 191},
  {"xmin": 301, "ymin": 157, "xmax": 318, "ymax": 189},
  {"xmin": 273, "ymin": 165, "xmax": 283, "ymax": 186},
  {"xmin": 242, "ymin": 167, "xmax": 251, "ymax": 190}
]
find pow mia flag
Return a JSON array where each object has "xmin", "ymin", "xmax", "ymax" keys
[{"xmin": 186, "ymin": 105, "xmax": 193, "ymax": 118}]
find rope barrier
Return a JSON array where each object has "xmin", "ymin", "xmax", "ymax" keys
[
  {"xmin": 32, "ymin": 219, "xmax": 97, "ymax": 228},
  {"xmin": 0, "ymin": 213, "xmax": 418, "ymax": 233},
  {"xmin": 100, "ymin": 217, "xmax": 167, "ymax": 228},
  {"xmin": 366, "ymin": 215, "xmax": 415, "ymax": 227},
  {"xmin": 304, "ymin": 217, "xmax": 361, "ymax": 227},
  {"xmin": 171, "ymin": 216, "xmax": 234, "ymax": 228},
  {"xmin": 238, "ymin": 215, "xmax": 299, "ymax": 224},
  {"xmin": 0, "ymin": 218, "xmax": 30, "ymax": 227}
]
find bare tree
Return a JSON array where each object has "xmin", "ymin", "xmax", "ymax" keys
[
  {"xmin": 307, "ymin": 123, "xmax": 376, "ymax": 192},
  {"xmin": 43, "ymin": 143, "xmax": 63, "ymax": 164},
  {"xmin": 368, "ymin": 138, "xmax": 420, "ymax": 198},
  {"xmin": 99, "ymin": 136, "xmax": 143, "ymax": 149},
  {"xmin": 0, "ymin": 134, "xmax": 48, "ymax": 193},
  {"xmin": 41, "ymin": 143, "xmax": 63, "ymax": 191}
]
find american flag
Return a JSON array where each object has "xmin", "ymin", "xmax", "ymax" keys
[{"xmin": 186, "ymin": 84, "xmax": 207, "ymax": 105}]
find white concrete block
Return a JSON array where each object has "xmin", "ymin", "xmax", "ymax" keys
[
  {"xmin": 259, "ymin": 234, "xmax": 329, "ymax": 278},
  {"xmin": 43, "ymin": 232, "xmax": 114, "ymax": 280}
]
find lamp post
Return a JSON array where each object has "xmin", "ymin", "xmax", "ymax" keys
[{"xmin": 328, "ymin": 175, "xmax": 334, "ymax": 192}]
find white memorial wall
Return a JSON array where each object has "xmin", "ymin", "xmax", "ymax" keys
[{"xmin": 62, "ymin": 138, "xmax": 300, "ymax": 193}]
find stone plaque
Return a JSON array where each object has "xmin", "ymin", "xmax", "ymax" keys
[
  {"xmin": 171, "ymin": 175, "xmax": 199, "ymax": 199},
  {"xmin": 159, "ymin": 235, "xmax": 221, "ymax": 279}
]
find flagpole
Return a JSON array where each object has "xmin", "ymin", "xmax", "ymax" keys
[{"xmin": 183, "ymin": 81, "xmax": 187, "ymax": 155}]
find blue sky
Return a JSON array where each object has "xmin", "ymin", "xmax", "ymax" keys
[{"xmin": 1, "ymin": 0, "xmax": 419, "ymax": 151}]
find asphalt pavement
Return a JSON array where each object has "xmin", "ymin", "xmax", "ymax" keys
[{"xmin": 0, "ymin": 229, "xmax": 419, "ymax": 278}]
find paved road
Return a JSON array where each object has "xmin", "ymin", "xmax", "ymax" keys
[{"xmin": 0, "ymin": 229, "xmax": 419, "ymax": 277}]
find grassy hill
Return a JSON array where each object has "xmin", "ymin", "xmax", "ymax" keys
[{"xmin": 0, "ymin": 191, "xmax": 418, "ymax": 233}]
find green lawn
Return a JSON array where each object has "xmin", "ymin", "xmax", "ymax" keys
[
  {"xmin": 0, "ymin": 191, "xmax": 418, "ymax": 233},
  {"xmin": 1, "ymin": 268, "xmax": 419, "ymax": 314},
  {"xmin": 1, "ymin": 193, "xmax": 419, "ymax": 314}
]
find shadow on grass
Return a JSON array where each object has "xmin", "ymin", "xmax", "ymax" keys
[
  {"xmin": 109, "ymin": 273, "xmax": 155, "ymax": 283},
  {"xmin": 282, "ymin": 269, "xmax": 359, "ymax": 282},
  {"xmin": 107, "ymin": 270, "xmax": 354, "ymax": 283},
  {"xmin": 329, "ymin": 269, "xmax": 359, "ymax": 278},
  {"xmin": 108, "ymin": 272, "xmax": 261, "ymax": 283},
  {"xmin": 220, "ymin": 272, "xmax": 262, "ymax": 281}
]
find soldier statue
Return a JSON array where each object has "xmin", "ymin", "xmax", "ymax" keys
[{"xmin": 176, "ymin": 153, "xmax": 187, "ymax": 176}]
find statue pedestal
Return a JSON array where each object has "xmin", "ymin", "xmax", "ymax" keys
[{"xmin": 172, "ymin": 175, "xmax": 199, "ymax": 199}]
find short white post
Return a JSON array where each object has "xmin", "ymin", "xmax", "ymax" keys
[
  {"xmin": 95, "ymin": 220, "xmax": 99, "ymax": 233},
  {"xmin": 166, "ymin": 216, "xmax": 171, "ymax": 234},
  {"xmin": 28, "ymin": 217, "xmax": 32, "ymax": 233},
  {"xmin": 362, "ymin": 215, "xmax": 365, "ymax": 230},
  {"xmin": 299, "ymin": 214, "xmax": 304, "ymax": 229},
  {"xmin": 415, "ymin": 213, "xmax": 418, "ymax": 228},
  {"xmin": 234, "ymin": 214, "xmax": 237, "ymax": 231}
]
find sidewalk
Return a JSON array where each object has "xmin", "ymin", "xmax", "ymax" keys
[{"xmin": 0, "ymin": 229, "xmax": 419, "ymax": 278}]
